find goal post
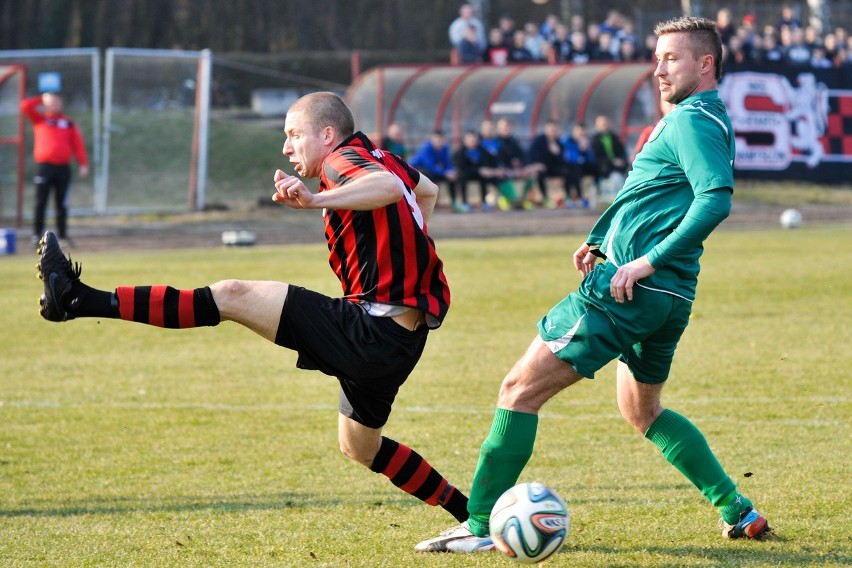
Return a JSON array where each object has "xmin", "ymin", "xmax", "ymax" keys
[
  {"xmin": 101, "ymin": 48, "xmax": 211, "ymax": 213},
  {"xmin": 0, "ymin": 64, "xmax": 25, "ymax": 226},
  {"xmin": 0, "ymin": 48, "xmax": 101, "ymax": 223}
]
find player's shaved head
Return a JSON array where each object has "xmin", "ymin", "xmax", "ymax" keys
[{"xmin": 289, "ymin": 92, "xmax": 355, "ymax": 138}]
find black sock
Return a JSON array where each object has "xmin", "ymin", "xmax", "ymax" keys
[{"xmin": 66, "ymin": 282, "xmax": 119, "ymax": 318}]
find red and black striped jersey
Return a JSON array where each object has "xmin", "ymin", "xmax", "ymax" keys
[{"xmin": 320, "ymin": 132, "xmax": 450, "ymax": 327}]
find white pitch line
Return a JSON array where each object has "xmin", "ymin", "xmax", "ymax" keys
[{"xmin": 1, "ymin": 399, "xmax": 847, "ymax": 428}]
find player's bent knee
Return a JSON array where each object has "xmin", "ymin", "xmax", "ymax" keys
[
  {"xmin": 210, "ymin": 278, "xmax": 249, "ymax": 300},
  {"xmin": 617, "ymin": 402, "xmax": 660, "ymax": 433},
  {"xmin": 338, "ymin": 440, "xmax": 374, "ymax": 468}
]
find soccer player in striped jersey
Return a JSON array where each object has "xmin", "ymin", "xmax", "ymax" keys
[
  {"xmin": 36, "ymin": 92, "xmax": 468, "ymax": 526},
  {"xmin": 416, "ymin": 16, "xmax": 770, "ymax": 554}
]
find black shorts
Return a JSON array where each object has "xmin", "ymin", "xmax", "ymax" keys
[{"xmin": 274, "ymin": 285, "xmax": 428, "ymax": 428}]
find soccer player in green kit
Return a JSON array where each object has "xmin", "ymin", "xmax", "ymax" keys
[{"xmin": 416, "ymin": 16, "xmax": 769, "ymax": 553}]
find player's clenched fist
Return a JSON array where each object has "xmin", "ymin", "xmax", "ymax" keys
[{"xmin": 272, "ymin": 169, "xmax": 313, "ymax": 208}]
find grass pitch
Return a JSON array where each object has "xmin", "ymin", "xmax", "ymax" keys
[{"xmin": 1, "ymin": 225, "xmax": 850, "ymax": 567}]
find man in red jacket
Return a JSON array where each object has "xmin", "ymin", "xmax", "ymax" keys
[{"xmin": 21, "ymin": 93, "xmax": 89, "ymax": 245}]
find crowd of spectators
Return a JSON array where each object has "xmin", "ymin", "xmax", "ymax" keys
[
  {"xmin": 448, "ymin": 2, "xmax": 852, "ymax": 69},
  {"xmin": 383, "ymin": 117, "xmax": 630, "ymax": 213}
]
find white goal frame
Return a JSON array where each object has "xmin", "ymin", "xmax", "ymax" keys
[{"xmin": 101, "ymin": 48, "xmax": 211, "ymax": 213}]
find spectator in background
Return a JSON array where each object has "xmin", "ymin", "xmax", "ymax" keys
[
  {"xmin": 449, "ymin": 3, "xmax": 485, "ymax": 55},
  {"xmin": 522, "ymin": 22, "xmax": 546, "ymax": 60},
  {"xmin": 810, "ymin": 46, "xmax": 834, "ymax": 68},
  {"xmin": 776, "ymin": 3, "xmax": 802, "ymax": 33},
  {"xmin": 476, "ymin": 119, "xmax": 506, "ymax": 209},
  {"xmin": 20, "ymin": 92, "xmax": 89, "ymax": 247},
  {"xmin": 551, "ymin": 24, "xmax": 572, "ymax": 62},
  {"xmin": 570, "ymin": 14, "xmax": 585, "ymax": 35},
  {"xmin": 528, "ymin": 120, "xmax": 569, "ymax": 208},
  {"xmin": 641, "ymin": 33, "xmax": 659, "ymax": 60},
  {"xmin": 593, "ymin": 31, "xmax": 617, "ymax": 61},
  {"xmin": 453, "ymin": 130, "xmax": 500, "ymax": 213},
  {"xmin": 410, "ymin": 130, "xmax": 460, "ymax": 212},
  {"xmin": 614, "ymin": 20, "xmax": 638, "ymax": 59},
  {"xmin": 598, "ymin": 9, "xmax": 624, "ymax": 43},
  {"xmin": 494, "ymin": 117, "xmax": 539, "ymax": 207},
  {"xmin": 823, "ymin": 32, "xmax": 840, "ymax": 64},
  {"xmin": 540, "ymin": 14, "xmax": 562, "ymax": 43},
  {"xmin": 758, "ymin": 31, "xmax": 784, "ymax": 63},
  {"xmin": 478, "ymin": 119, "xmax": 500, "ymax": 158},
  {"xmin": 842, "ymin": 37, "xmax": 852, "ymax": 67},
  {"xmin": 619, "ymin": 36, "xmax": 640, "ymax": 62},
  {"xmin": 586, "ymin": 22, "xmax": 602, "ymax": 55},
  {"xmin": 783, "ymin": 26, "xmax": 812, "ymax": 66},
  {"xmin": 590, "ymin": 114, "xmax": 627, "ymax": 188},
  {"xmin": 803, "ymin": 25, "xmax": 822, "ymax": 52},
  {"xmin": 458, "ymin": 24, "xmax": 485, "ymax": 63},
  {"xmin": 539, "ymin": 39, "xmax": 556, "ymax": 63},
  {"xmin": 716, "ymin": 8, "xmax": 735, "ymax": 46},
  {"xmin": 739, "ymin": 14, "xmax": 758, "ymax": 57},
  {"xmin": 834, "ymin": 27, "xmax": 848, "ymax": 51},
  {"xmin": 507, "ymin": 30, "xmax": 535, "ymax": 63},
  {"xmin": 568, "ymin": 31, "xmax": 591, "ymax": 64},
  {"xmin": 725, "ymin": 35, "xmax": 747, "ymax": 64},
  {"xmin": 498, "ymin": 14, "xmax": 516, "ymax": 47},
  {"xmin": 382, "ymin": 122, "xmax": 407, "ymax": 160},
  {"xmin": 485, "ymin": 27, "xmax": 510, "ymax": 65},
  {"xmin": 561, "ymin": 122, "xmax": 597, "ymax": 206}
]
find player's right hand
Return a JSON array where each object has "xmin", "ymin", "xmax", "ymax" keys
[{"xmin": 572, "ymin": 243, "xmax": 597, "ymax": 276}]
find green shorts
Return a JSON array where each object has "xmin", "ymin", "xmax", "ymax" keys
[{"xmin": 536, "ymin": 263, "xmax": 692, "ymax": 384}]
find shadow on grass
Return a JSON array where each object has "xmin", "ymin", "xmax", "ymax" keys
[
  {"xmin": 564, "ymin": 538, "xmax": 851, "ymax": 566},
  {"xmin": 0, "ymin": 492, "xmax": 338, "ymax": 518}
]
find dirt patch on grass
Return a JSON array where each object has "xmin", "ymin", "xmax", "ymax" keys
[{"xmin": 8, "ymin": 199, "xmax": 852, "ymax": 255}]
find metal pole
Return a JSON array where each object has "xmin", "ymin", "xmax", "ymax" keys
[
  {"xmin": 91, "ymin": 50, "xmax": 102, "ymax": 213},
  {"xmin": 98, "ymin": 49, "xmax": 114, "ymax": 214},
  {"xmin": 195, "ymin": 49, "xmax": 212, "ymax": 211}
]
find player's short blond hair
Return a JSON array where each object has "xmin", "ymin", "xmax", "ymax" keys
[
  {"xmin": 289, "ymin": 92, "xmax": 355, "ymax": 137},
  {"xmin": 654, "ymin": 16, "xmax": 723, "ymax": 81}
]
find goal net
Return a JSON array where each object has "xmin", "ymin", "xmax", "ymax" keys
[
  {"xmin": 101, "ymin": 48, "xmax": 210, "ymax": 212},
  {"xmin": 0, "ymin": 49, "xmax": 99, "ymax": 225},
  {"xmin": 0, "ymin": 64, "xmax": 24, "ymax": 225}
]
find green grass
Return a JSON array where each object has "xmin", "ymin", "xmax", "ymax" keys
[{"xmin": 1, "ymin": 226, "xmax": 851, "ymax": 567}]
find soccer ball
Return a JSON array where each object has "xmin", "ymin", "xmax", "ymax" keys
[
  {"xmin": 779, "ymin": 208, "xmax": 803, "ymax": 229},
  {"xmin": 489, "ymin": 482, "xmax": 570, "ymax": 564}
]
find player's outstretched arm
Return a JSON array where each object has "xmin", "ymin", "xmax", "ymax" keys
[{"xmin": 273, "ymin": 169, "xmax": 404, "ymax": 211}]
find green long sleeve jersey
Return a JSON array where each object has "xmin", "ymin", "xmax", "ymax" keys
[{"xmin": 588, "ymin": 90, "xmax": 735, "ymax": 302}]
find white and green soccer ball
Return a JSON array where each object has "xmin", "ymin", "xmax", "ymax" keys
[
  {"xmin": 780, "ymin": 208, "xmax": 803, "ymax": 229},
  {"xmin": 489, "ymin": 482, "xmax": 570, "ymax": 564}
]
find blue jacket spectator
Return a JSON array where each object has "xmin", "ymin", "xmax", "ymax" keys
[
  {"xmin": 410, "ymin": 130, "xmax": 461, "ymax": 210},
  {"xmin": 410, "ymin": 131, "xmax": 455, "ymax": 177}
]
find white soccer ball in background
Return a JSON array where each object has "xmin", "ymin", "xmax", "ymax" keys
[
  {"xmin": 780, "ymin": 208, "xmax": 803, "ymax": 229},
  {"xmin": 489, "ymin": 482, "xmax": 570, "ymax": 564}
]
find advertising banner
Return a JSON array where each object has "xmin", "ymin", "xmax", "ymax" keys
[{"xmin": 720, "ymin": 63, "xmax": 852, "ymax": 183}]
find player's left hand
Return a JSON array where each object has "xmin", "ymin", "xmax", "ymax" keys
[
  {"xmin": 609, "ymin": 257, "xmax": 655, "ymax": 303},
  {"xmin": 272, "ymin": 169, "xmax": 315, "ymax": 209}
]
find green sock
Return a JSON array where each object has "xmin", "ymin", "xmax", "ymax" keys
[
  {"xmin": 718, "ymin": 492, "xmax": 754, "ymax": 525},
  {"xmin": 645, "ymin": 409, "xmax": 741, "ymax": 520},
  {"xmin": 497, "ymin": 180, "xmax": 517, "ymax": 201},
  {"xmin": 466, "ymin": 408, "xmax": 538, "ymax": 537}
]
